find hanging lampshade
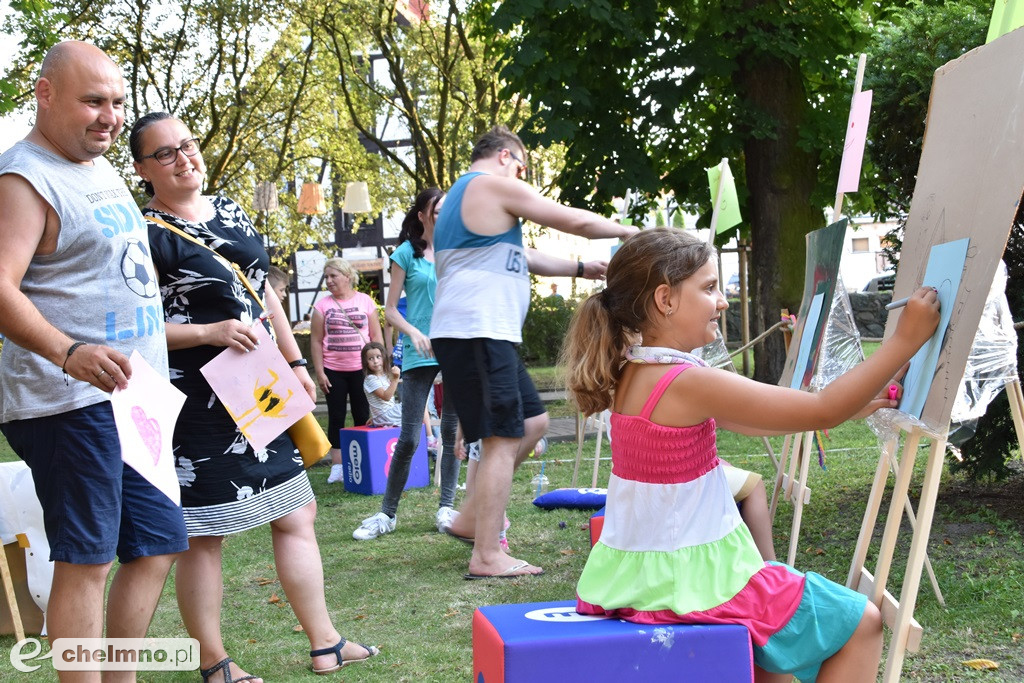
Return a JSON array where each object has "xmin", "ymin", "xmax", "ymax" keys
[
  {"xmin": 343, "ymin": 181, "xmax": 372, "ymax": 213},
  {"xmin": 297, "ymin": 182, "xmax": 326, "ymax": 215},
  {"xmin": 253, "ymin": 181, "xmax": 279, "ymax": 212}
]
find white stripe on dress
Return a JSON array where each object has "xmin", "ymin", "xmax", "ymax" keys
[
  {"xmin": 183, "ymin": 471, "xmax": 314, "ymax": 537},
  {"xmin": 599, "ymin": 467, "xmax": 744, "ymax": 552}
]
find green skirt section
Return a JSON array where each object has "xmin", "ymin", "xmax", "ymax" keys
[{"xmin": 577, "ymin": 522, "xmax": 765, "ymax": 614}]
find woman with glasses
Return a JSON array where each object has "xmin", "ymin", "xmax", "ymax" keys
[{"xmin": 129, "ymin": 112, "xmax": 378, "ymax": 681}]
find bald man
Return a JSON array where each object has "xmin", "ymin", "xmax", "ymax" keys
[{"xmin": 0, "ymin": 41, "xmax": 187, "ymax": 680}]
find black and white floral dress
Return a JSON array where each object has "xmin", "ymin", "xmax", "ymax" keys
[{"xmin": 146, "ymin": 195, "xmax": 314, "ymax": 537}]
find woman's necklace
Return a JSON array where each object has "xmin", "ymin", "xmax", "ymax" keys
[{"xmin": 625, "ymin": 345, "xmax": 707, "ymax": 367}]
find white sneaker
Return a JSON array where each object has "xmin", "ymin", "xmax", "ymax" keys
[
  {"xmin": 326, "ymin": 464, "xmax": 344, "ymax": 484},
  {"xmin": 352, "ymin": 512, "xmax": 396, "ymax": 540},
  {"xmin": 435, "ymin": 506, "xmax": 457, "ymax": 533}
]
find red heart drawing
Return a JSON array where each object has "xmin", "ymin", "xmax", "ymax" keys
[{"xmin": 131, "ymin": 405, "xmax": 162, "ymax": 466}]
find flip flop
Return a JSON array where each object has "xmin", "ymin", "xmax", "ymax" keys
[{"xmin": 464, "ymin": 561, "xmax": 544, "ymax": 580}]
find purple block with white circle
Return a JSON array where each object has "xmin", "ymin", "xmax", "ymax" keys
[
  {"xmin": 340, "ymin": 425, "xmax": 427, "ymax": 495},
  {"xmin": 473, "ymin": 600, "xmax": 753, "ymax": 682}
]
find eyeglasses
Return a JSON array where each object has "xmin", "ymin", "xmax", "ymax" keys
[
  {"xmin": 141, "ymin": 138, "xmax": 201, "ymax": 166},
  {"xmin": 506, "ymin": 149, "xmax": 528, "ymax": 179}
]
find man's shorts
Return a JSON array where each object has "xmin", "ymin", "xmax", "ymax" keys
[
  {"xmin": 432, "ymin": 338, "xmax": 544, "ymax": 443},
  {"xmin": 1, "ymin": 402, "xmax": 188, "ymax": 564}
]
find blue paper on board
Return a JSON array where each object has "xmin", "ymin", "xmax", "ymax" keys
[
  {"xmin": 898, "ymin": 238, "xmax": 970, "ymax": 418},
  {"xmin": 790, "ymin": 292, "xmax": 825, "ymax": 390},
  {"xmin": 779, "ymin": 218, "xmax": 848, "ymax": 390}
]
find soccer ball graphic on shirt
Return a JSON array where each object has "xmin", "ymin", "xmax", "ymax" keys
[{"xmin": 121, "ymin": 238, "xmax": 158, "ymax": 298}]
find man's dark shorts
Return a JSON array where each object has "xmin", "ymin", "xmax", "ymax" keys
[
  {"xmin": 1, "ymin": 402, "xmax": 188, "ymax": 564},
  {"xmin": 432, "ymin": 338, "xmax": 544, "ymax": 444}
]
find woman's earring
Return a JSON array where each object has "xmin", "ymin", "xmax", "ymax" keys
[{"xmin": 666, "ymin": 309, "xmax": 673, "ymax": 316}]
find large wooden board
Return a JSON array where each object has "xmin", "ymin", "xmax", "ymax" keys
[{"xmin": 886, "ymin": 27, "xmax": 1024, "ymax": 433}]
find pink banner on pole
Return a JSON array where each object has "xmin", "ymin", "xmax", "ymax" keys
[{"xmin": 837, "ymin": 89, "xmax": 873, "ymax": 194}]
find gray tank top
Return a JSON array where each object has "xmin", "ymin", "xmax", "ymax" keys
[{"xmin": 0, "ymin": 140, "xmax": 168, "ymax": 422}]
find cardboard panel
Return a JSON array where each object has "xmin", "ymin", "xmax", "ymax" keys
[{"xmin": 885, "ymin": 27, "xmax": 1024, "ymax": 432}]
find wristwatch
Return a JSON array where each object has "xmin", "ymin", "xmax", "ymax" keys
[{"xmin": 288, "ymin": 358, "xmax": 308, "ymax": 368}]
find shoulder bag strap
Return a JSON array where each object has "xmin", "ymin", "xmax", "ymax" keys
[
  {"xmin": 147, "ymin": 214, "xmax": 265, "ymax": 312},
  {"xmin": 331, "ymin": 297, "xmax": 369, "ymax": 345}
]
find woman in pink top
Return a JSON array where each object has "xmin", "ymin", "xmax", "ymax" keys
[{"xmin": 311, "ymin": 257, "xmax": 384, "ymax": 483}]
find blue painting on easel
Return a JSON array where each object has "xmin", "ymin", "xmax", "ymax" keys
[
  {"xmin": 899, "ymin": 237, "xmax": 971, "ymax": 418},
  {"xmin": 780, "ymin": 218, "xmax": 848, "ymax": 390}
]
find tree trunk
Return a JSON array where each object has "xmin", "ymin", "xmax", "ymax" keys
[{"xmin": 736, "ymin": 55, "xmax": 821, "ymax": 384}]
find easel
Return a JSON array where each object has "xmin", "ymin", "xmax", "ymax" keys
[
  {"xmin": 571, "ymin": 410, "xmax": 609, "ymax": 489},
  {"xmin": 769, "ymin": 55, "xmax": 875, "ymax": 566},
  {"xmin": 845, "ymin": 381, "xmax": 1024, "ymax": 671},
  {"xmin": 0, "ymin": 543, "xmax": 26, "ymax": 642},
  {"xmin": 842, "ymin": 26, "xmax": 1024, "ymax": 681},
  {"xmin": 848, "ymin": 281, "xmax": 1024, "ymax": 675}
]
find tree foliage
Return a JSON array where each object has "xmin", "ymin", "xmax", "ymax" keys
[
  {"xmin": 0, "ymin": 0, "xmax": 523, "ymax": 259},
  {"xmin": 476, "ymin": 0, "xmax": 875, "ymax": 382},
  {"xmin": 855, "ymin": 0, "xmax": 990, "ymax": 267}
]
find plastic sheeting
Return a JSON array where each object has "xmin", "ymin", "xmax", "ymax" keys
[
  {"xmin": 860, "ymin": 263, "xmax": 1018, "ymax": 441},
  {"xmin": 811, "ymin": 274, "xmax": 866, "ymax": 391},
  {"xmin": 946, "ymin": 263, "xmax": 1018, "ymax": 444},
  {"xmin": 696, "ymin": 333, "xmax": 735, "ymax": 370}
]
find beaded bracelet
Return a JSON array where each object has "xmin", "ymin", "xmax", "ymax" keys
[{"xmin": 62, "ymin": 341, "xmax": 87, "ymax": 385}]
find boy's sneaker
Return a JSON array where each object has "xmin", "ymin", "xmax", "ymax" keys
[
  {"xmin": 435, "ymin": 506, "xmax": 457, "ymax": 533},
  {"xmin": 352, "ymin": 512, "xmax": 396, "ymax": 540},
  {"xmin": 326, "ymin": 464, "xmax": 344, "ymax": 484}
]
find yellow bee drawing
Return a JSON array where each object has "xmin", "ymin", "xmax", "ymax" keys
[{"xmin": 226, "ymin": 369, "xmax": 294, "ymax": 439}]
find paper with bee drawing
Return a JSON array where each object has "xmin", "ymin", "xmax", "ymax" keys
[
  {"xmin": 200, "ymin": 323, "xmax": 314, "ymax": 452},
  {"xmin": 111, "ymin": 351, "xmax": 186, "ymax": 505}
]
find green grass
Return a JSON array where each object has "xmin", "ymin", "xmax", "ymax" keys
[
  {"xmin": 526, "ymin": 365, "xmax": 564, "ymax": 391},
  {"xmin": 2, "ymin": 367, "xmax": 1024, "ymax": 681}
]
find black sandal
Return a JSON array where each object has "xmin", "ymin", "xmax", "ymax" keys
[
  {"xmin": 200, "ymin": 657, "xmax": 260, "ymax": 683},
  {"xmin": 310, "ymin": 638, "xmax": 380, "ymax": 674}
]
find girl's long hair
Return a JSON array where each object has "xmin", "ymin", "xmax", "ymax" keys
[
  {"xmin": 360, "ymin": 341, "xmax": 390, "ymax": 376},
  {"xmin": 560, "ymin": 228, "xmax": 713, "ymax": 416},
  {"xmin": 398, "ymin": 188, "xmax": 443, "ymax": 259}
]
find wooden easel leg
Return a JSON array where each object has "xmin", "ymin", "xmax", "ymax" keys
[
  {"xmin": 848, "ymin": 437, "xmax": 898, "ymax": 589},
  {"xmin": 785, "ymin": 432, "xmax": 802, "ymax": 503},
  {"xmin": 591, "ymin": 417, "xmax": 605, "ymax": 489},
  {"xmin": 762, "ymin": 435, "xmax": 780, "ymax": 472},
  {"xmin": 769, "ymin": 433, "xmax": 793, "ymax": 521},
  {"xmin": 883, "ymin": 438, "xmax": 947, "ymax": 682},
  {"xmin": 786, "ymin": 431, "xmax": 813, "ymax": 566},
  {"xmin": 1006, "ymin": 380, "xmax": 1024, "ymax": 463},
  {"xmin": 571, "ymin": 412, "xmax": 585, "ymax": 488},
  {"xmin": 0, "ymin": 545, "xmax": 26, "ymax": 643},
  {"xmin": 872, "ymin": 428, "xmax": 923, "ymax": 605},
  {"xmin": 885, "ymin": 449, "xmax": 946, "ymax": 607}
]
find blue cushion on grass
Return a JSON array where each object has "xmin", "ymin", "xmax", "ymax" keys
[{"xmin": 533, "ymin": 487, "xmax": 607, "ymax": 510}]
